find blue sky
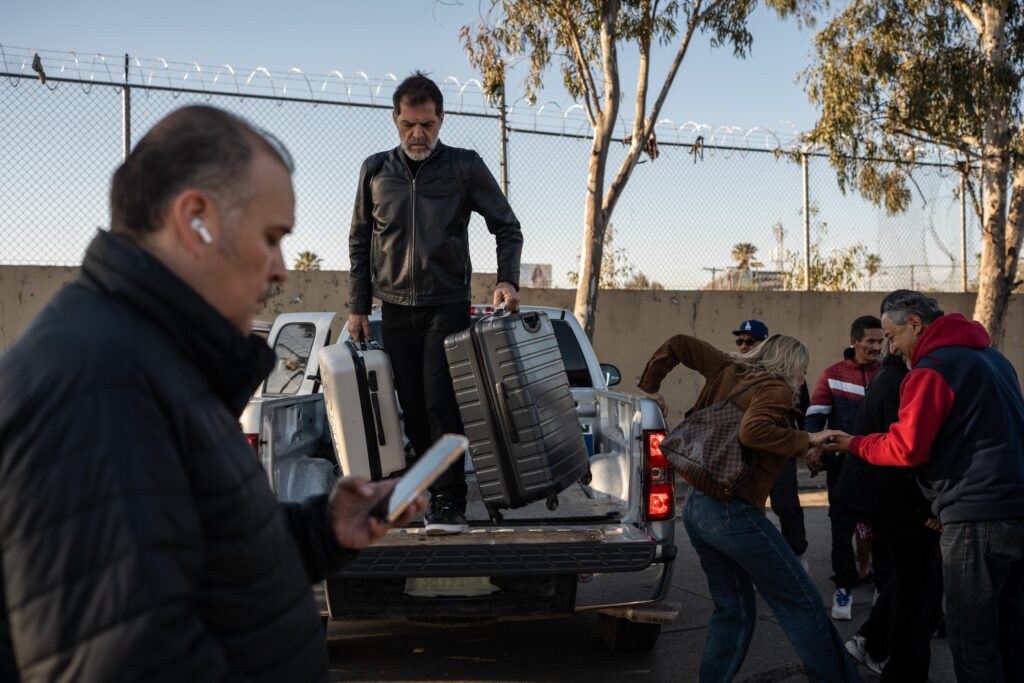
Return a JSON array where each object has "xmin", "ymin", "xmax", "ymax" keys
[
  {"xmin": 3, "ymin": 2, "xmax": 973, "ymax": 290},
  {"xmin": 6, "ymin": 0, "xmax": 821, "ymax": 134}
]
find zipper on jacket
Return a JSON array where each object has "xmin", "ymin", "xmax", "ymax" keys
[
  {"xmin": 399, "ymin": 151, "xmax": 417, "ymax": 303},
  {"xmin": 410, "ymin": 177, "xmax": 417, "ymax": 302},
  {"xmin": 400, "ymin": 147, "xmax": 445, "ymax": 305}
]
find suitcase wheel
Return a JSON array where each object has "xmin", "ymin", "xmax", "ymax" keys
[
  {"xmin": 488, "ymin": 508, "xmax": 504, "ymax": 524},
  {"xmin": 580, "ymin": 468, "xmax": 593, "ymax": 486},
  {"xmin": 545, "ymin": 494, "xmax": 559, "ymax": 512}
]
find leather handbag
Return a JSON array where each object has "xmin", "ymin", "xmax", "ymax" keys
[{"xmin": 660, "ymin": 383, "xmax": 758, "ymax": 500}]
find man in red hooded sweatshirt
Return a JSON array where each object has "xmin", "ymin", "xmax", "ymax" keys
[{"xmin": 826, "ymin": 289, "xmax": 1024, "ymax": 683}]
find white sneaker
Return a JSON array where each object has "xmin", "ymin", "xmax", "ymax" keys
[
  {"xmin": 845, "ymin": 634, "xmax": 885, "ymax": 674},
  {"xmin": 832, "ymin": 588, "xmax": 853, "ymax": 620}
]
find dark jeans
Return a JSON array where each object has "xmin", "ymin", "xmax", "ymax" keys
[
  {"xmin": 827, "ymin": 459, "xmax": 861, "ymax": 590},
  {"xmin": 940, "ymin": 519, "xmax": 1024, "ymax": 682},
  {"xmin": 683, "ymin": 489, "xmax": 862, "ymax": 683},
  {"xmin": 381, "ymin": 301, "xmax": 470, "ymax": 502},
  {"xmin": 770, "ymin": 458, "xmax": 808, "ymax": 556},
  {"xmin": 858, "ymin": 520, "xmax": 940, "ymax": 682}
]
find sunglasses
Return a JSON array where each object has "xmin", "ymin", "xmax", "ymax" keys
[{"xmin": 735, "ymin": 337, "xmax": 759, "ymax": 347}]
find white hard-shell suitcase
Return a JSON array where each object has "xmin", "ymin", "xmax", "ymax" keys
[{"xmin": 319, "ymin": 340, "xmax": 405, "ymax": 480}]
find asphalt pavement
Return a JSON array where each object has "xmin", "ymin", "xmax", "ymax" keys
[{"xmin": 326, "ymin": 471, "xmax": 956, "ymax": 682}]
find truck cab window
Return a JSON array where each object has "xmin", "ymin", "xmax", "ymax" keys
[
  {"xmin": 264, "ymin": 323, "xmax": 316, "ymax": 395},
  {"xmin": 551, "ymin": 320, "xmax": 592, "ymax": 388}
]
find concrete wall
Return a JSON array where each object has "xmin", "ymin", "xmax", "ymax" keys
[
  {"xmin": 0, "ymin": 266, "xmax": 79, "ymax": 350},
  {"xmin": 3, "ymin": 267, "xmax": 1021, "ymax": 427}
]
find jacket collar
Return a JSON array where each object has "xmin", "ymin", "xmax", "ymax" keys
[
  {"xmin": 78, "ymin": 230, "xmax": 275, "ymax": 416},
  {"xmin": 912, "ymin": 313, "xmax": 992, "ymax": 366}
]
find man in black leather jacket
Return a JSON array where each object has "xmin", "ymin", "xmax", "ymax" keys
[
  {"xmin": 347, "ymin": 72, "xmax": 523, "ymax": 534},
  {"xmin": 0, "ymin": 106, "xmax": 422, "ymax": 682}
]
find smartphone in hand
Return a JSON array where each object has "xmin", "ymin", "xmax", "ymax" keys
[{"xmin": 370, "ymin": 434, "xmax": 468, "ymax": 524}]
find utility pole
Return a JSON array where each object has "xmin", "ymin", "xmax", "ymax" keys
[
  {"xmin": 497, "ymin": 75, "xmax": 509, "ymax": 198},
  {"xmin": 121, "ymin": 54, "xmax": 131, "ymax": 162},
  {"xmin": 802, "ymin": 152, "xmax": 811, "ymax": 291},
  {"xmin": 960, "ymin": 171, "xmax": 968, "ymax": 292}
]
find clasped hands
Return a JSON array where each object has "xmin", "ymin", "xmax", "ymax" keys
[{"xmin": 805, "ymin": 429, "xmax": 853, "ymax": 476}]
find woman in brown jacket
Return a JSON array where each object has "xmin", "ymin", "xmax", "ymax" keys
[{"xmin": 639, "ymin": 334, "xmax": 860, "ymax": 683}]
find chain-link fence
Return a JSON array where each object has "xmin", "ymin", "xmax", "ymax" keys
[{"xmin": 0, "ymin": 46, "xmax": 983, "ymax": 292}]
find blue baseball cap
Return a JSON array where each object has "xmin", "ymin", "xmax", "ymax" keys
[{"xmin": 733, "ymin": 319, "xmax": 769, "ymax": 340}]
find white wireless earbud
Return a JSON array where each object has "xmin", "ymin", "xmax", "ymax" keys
[{"xmin": 190, "ymin": 217, "xmax": 213, "ymax": 245}]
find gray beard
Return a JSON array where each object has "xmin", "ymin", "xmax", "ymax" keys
[{"xmin": 402, "ymin": 137, "xmax": 438, "ymax": 161}]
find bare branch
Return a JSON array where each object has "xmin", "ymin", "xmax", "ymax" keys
[
  {"xmin": 951, "ymin": 0, "xmax": 983, "ymax": 34},
  {"xmin": 598, "ymin": 0, "xmax": 621, "ymax": 138},
  {"xmin": 891, "ymin": 126, "xmax": 982, "ymax": 160},
  {"xmin": 556, "ymin": 4, "xmax": 602, "ymax": 125},
  {"xmin": 603, "ymin": 0, "xmax": 705, "ymax": 219},
  {"xmin": 693, "ymin": 0, "xmax": 727, "ymax": 27},
  {"xmin": 964, "ymin": 172, "xmax": 984, "ymax": 220},
  {"xmin": 631, "ymin": 0, "xmax": 654, "ymax": 144}
]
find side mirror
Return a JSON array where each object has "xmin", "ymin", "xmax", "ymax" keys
[{"xmin": 600, "ymin": 363, "xmax": 621, "ymax": 387}]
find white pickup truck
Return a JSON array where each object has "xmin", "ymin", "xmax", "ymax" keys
[{"xmin": 240, "ymin": 306, "xmax": 679, "ymax": 651}]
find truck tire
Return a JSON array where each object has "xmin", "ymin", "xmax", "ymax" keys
[{"xmin": 597, "ymin": 614, "xmax": 662, "ymax": 652}]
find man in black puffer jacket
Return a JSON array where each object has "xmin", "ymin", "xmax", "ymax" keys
[{"xmin": 0, "ymin": 106, "xmax": 422, "ymax": 682}]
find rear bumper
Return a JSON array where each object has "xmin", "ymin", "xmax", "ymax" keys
[
  {"xmin": 324, "ymin": 525, "xmax": 675, "ymax": 622},
  {"xmin": 336, "ymin": 525, "xmax": 656, "ymax": 578}
]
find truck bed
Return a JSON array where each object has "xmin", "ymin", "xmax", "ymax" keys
[{"xmin": 462, "ymin": 476, "xmax": 625, "ymax": 523}]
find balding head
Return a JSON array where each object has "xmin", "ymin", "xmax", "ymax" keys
[{"xmin": 110, "ymin": 106, "xmax": 293, "ymax": 237}]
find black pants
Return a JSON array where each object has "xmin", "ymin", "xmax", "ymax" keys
[
  {"xmin": 769, "ymin": 458, "xmax": 808, "ymax": 556},
  {"xmin": 827, "ymin": 458, "xmax": 861, "ymax": 590},
  {"xmin": 381, "ymin": 301, "xmax": 470, "ymax": 501},
  {"xmin": 858, "ymin": 520, "xmax": 941, "ymax": 682}
]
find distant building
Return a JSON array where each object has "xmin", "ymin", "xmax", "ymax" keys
[{"xmin": 702, "ymin": 267, "xmax": 787, "ymax": 291}]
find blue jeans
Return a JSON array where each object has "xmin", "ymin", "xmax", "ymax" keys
[
  {"xmin": 940, "ymin": 519, "xmax": 1024, "ymax": 682},
  {"xmin": 684, "ymin": 489, "xmax": 862, "ymax": 683}
]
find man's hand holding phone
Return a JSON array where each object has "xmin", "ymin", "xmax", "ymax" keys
[
  {"xmin": 326, "ymin": 434, "xmax": 467, "ymax": 548},
  {"xmin": 327, "ymin": 477, "xmax": 426, "ymax": 549}
]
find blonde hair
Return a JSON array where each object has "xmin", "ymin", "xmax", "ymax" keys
[{"xmin": 730, "ymin": 334, "xmax": 809, "ymax": 394}]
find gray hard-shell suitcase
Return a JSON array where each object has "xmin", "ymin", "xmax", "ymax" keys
[{"xmin": 444, "ymin": 309, "xmax": 590, "ymax": 520}]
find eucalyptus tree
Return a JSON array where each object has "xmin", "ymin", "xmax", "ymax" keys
[
  {"xmin": 805, "ymin": 0, "xmax": 1024, "ymax": 346},
  {"xmin": 462, "ymin": 0, "xmax": 816, "ymax": 338}
]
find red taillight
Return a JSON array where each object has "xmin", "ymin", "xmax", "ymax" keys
[
  {"xmin": 644, "ymin": 429, "xmax": 675, "ymax": 520},
  {"xmin": 245, "ymin": 433, "xmax": 260, "ymax": 456}
]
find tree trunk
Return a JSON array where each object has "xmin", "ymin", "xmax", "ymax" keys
[
  {"xmin": 973, "ymin": 140, "xmax": 1012, "ymax": 346},
  {"xmin": 573, "ymin": 0, "xmax": 620, "ymax": 340},
  {"xmin": 971, "ymin": 2, "xmax": 1014, "ymax": 348},
  {"xmin": 573, "ymin": 128, "xmax": 612, "ymax": 340}
]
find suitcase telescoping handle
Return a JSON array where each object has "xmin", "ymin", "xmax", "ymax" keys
[
  {"xmin": 494, "ymin": 381, "xmax": 519, "ymax": 443},
  {"xmin": 489, "ymin": 303, "xmax": 542, "ymax": 333}
]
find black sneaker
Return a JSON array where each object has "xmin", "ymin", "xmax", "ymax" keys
[{"xmin": 424, "ymin": 495, "xmax": 468, "ymax": 535}]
